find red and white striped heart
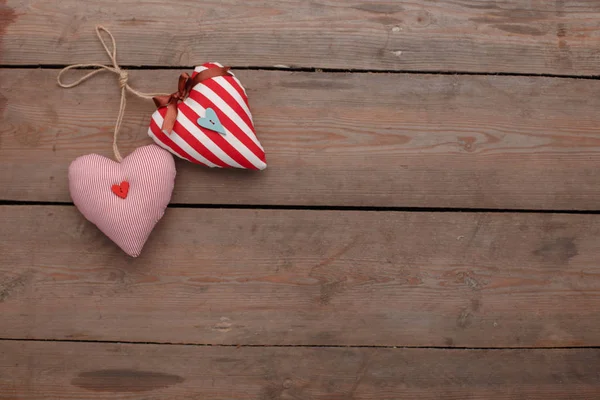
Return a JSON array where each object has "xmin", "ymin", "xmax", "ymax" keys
[{"xmin": 148, "ymin": 63, "xmax": 267, "ymax": 170}]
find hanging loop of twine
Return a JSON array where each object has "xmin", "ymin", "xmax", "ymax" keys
[{"xmin": 57, "ymin": 25, "xmax": 167, "ymax": 162}]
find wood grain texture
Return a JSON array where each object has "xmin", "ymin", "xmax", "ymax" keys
[
  {"xmin": 1, "ymin": 341, "xmax": 599, "ymax": 399},
  {"xmin": 2, "ymin": 206, "xmax": 600, "ymax": 347},
  {"xmin": 3, "ymin": 69, "xmax": 600, "ymax": 209},
  {"xmin": 2, "ymin": 0, "xmax": 600, "ymax": 74}
]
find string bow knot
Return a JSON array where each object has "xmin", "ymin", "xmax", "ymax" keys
[
  {"xmin": 57, "ymin": 25, "xmax": 232, "ymax": 158},
  {"xmin": 57, "ymin": 25, "xmax": 167, "ymax": 162}
]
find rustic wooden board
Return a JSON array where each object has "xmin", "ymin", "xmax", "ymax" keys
[
  {"xmin": 3, "ymin": 69, "xmax": 600, "ymax": 209},
  {"xmin": 2, "ymin": 0, "xmax": 600, "ymax": 75},
  {"xmin": 1, "ymin": 341, "xmax": 599, "ymax": 399},
  {"xmin": 2, "ymin": 206, "xmax": 600, "ymax": 347}
]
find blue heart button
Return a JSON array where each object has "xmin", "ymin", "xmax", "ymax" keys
[{"xmin": 197, "ymin": 108, "xmax": 226, "ymax": 135}]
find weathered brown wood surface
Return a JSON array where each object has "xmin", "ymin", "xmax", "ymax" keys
[
  {"xmin": 2, "ymin": 205, "xmax": 600, "ymax": 347},
  {"xmin": 3, "ymin": 0, "xmax": 600, "ymax": 396},
  {"xmin": 1, "ymin": 341, "xmax": 599, "ymax": 399},
  {"xmin": 2, "ymin": 0, "xmax": 600, "ymax": 75},
  {"xmin": 3, "ymin": 69, "xmax": 600, "ymax": 209}
]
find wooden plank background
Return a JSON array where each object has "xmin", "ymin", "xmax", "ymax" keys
[
  {"xmin": 3, "ymin": 0, "xmax": 600, "ymax": 397},
  {"xmin": 2, "ymin": 206, "xmax": 599, "ymax": 347},
  {"xmin": 2, "ymin": 341, "xmax": 599, "ymax": 399},
  {"xmin": 3, "ymin": 69, "xmax": 600, "ymax": 209},
  {"xmin": 2, "ymin": 0, "xmax": 600, "ymax": 75}
]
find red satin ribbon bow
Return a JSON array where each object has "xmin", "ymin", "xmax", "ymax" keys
[{"xmin": 152, "ymin": 66, "xmax": 231, "ymax": 134}]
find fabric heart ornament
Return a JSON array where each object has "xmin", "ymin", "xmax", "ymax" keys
[
  {"xmin": 148, "ymin": 62, "xmax": 267, "ymax": 170},
  {"xmin": 69, "ymin": 145, "xmax": 176, "ymax": 257}
]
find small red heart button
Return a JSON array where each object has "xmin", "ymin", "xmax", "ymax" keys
[{"xmin": 111, "ymin": 181, "xmax": 130, "ymax": 199}]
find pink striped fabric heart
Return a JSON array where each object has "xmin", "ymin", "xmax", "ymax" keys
[
  {"xmin": 148, "ymin": 62, "xmax": 267, "ymax": 170},
  {"xmin": 68, "ymin": 145, "xmax": 176, "ymax": 257}
]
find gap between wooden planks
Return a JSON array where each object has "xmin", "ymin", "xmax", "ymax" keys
[
  {"xmin": 1, "ymin": 340, "xmax": 599, "ymax": 399},
  {"xmin": 2, "ymin": 69, "xmax": 600, "ymax": 210},
  {"xmin": 2, "ymin": 206, "xmax": 599, "ymax": 347},
  {"xmin": 2, "ymin": 0, "xmax": 600, "ymax": 75}
]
